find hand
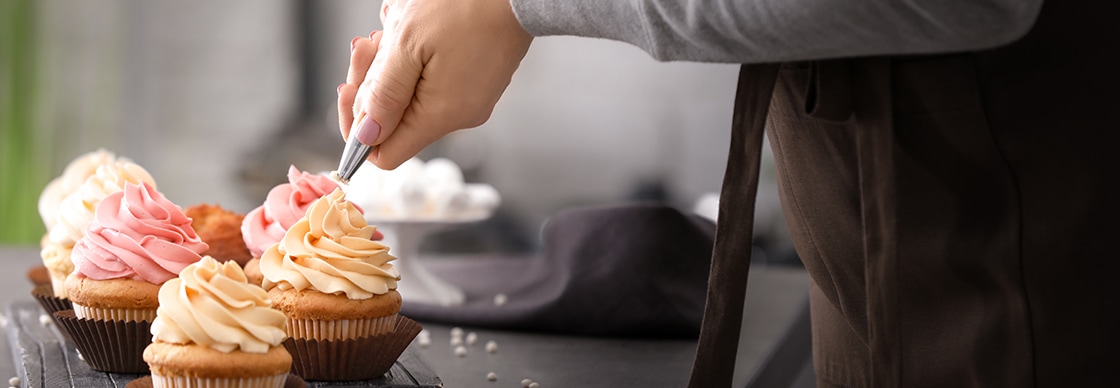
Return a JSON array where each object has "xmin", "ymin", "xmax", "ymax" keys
[{"xmin": 339, "ymin": 0, "xmax": 533, "ymax": 170}]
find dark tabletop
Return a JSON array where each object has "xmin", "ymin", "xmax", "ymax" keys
[{"xmin": 0, "ymin": 246, "xmax": 809, "ymax": 388}]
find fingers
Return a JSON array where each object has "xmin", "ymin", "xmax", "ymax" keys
[
  {"xmin": 355, "ymin": 34, "xmax": 423, "ymax": 149},
  {"xmin": 339, "ymin": 32, "xmax": 381, "ymax": 139},
  {"xmin": 346, "ymin": 32, "xmax": 379, "ymax": 86},
  {"xmin": 337, "ymin": 83, "xmax": 359, "ymax": 138},
  {"xmin": 368, "ymin": 115, "xmax": 450, "ymax": 170}
]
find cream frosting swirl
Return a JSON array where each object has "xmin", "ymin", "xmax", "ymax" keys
[
  {"xmin": 151, "ymin": 256, "xmax": 288, "ymax": 353},
  {"xmin": 49, "ymin": 160, "xmax": 156, "ymax": 246},
  {"xmin": 241, "ymin": 165, "xmax": 341, "ymax": 258},
  {"xmin": 260, "ymin": 188, "xmax": 398, "ymax": 299},
  {"xmin": 71, "ymin": 181, "xmax": 207, "ymax": 284},
  {"xmin": 38, "ymin": 149, "xmax": 118, "ymax": 230}
]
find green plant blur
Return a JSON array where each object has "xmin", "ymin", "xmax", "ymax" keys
[{"xmin": 1, "ymin": 0, "xmax": 48, "ymax": 244}]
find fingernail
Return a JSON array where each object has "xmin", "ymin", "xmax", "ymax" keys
[
  {"xmin": 356, "ymin": 115, "xmax": 381, "ymax": 146},
  {"xmin": 351, "ymin": 36, "xmax": 361, "ymax": 52},
  {"xmin": 369, "ymin": 31, "xmax": 378, "ymax": 40},
  {"xmin": 337, "ymin": 83, "xmax": 345, "ymax": 94}
]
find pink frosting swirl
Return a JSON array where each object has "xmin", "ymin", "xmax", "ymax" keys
[
  {"xmin": 241, "ymin": 165, "xmax": 341, "ymax": 257},
  {"xmin": 71, "ymin": 181, "xmax": 208, "ymax": 284}
]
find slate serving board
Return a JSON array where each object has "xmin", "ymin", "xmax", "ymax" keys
[{"xmin": 2, "ymin": 301, "xmax": 442, "ymax": 387}]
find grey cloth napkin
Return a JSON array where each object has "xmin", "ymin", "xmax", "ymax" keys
[{"xmin": 401, "ymin": 203, "xmax": 715, "ymax": 338}]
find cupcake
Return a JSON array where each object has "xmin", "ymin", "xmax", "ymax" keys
[
  {"xmin": 43, "ymin": 155, "xmax": 156, "ymax": 298},
  {"xmin": 260, "ymin": 188, "xmax": 415, "ymax": 380},
  {"xmin": 241, "ymin": 165, "xmax": 340, "ymax": 259},
  {"xmin": 144, "ymin": 256, "xmax": 291, "ymax": 388},
  {"xmin": 185, "ymin": 204, "xmax": 253, "ymax": 266},
  {"xmin": 57, "ymin": 181, "xmax": 207, "ymax": 373}
]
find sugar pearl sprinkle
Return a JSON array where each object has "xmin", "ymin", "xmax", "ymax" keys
[
  {"xmin": 455, "ymin": 345, "xmax": 468, "ymax": 357},
  {"xmin": 450, "ymin": 336, "xmax": 463, "ymax": 346},
  {"xmin": 486, "ymin": 372, "xmax": 498, "ymax": 381},
  {"xmin": 38, "ymin": 314, "xmax": 51, "ymax": 326},
  {"xmin": 466, "ymin": 332, "xmax": 478, "ymax": 345},
  {"xmin": 485, "ymin": 340, "xmax": 498, "ymax": 354},
  {"xmin": 450, "ymin": 327, "xmax": 464, "ymax": 338},
  {"xmin": 529, "ymin": 383, "xmax": 540, "ymax": 388},
  {"xmin": 521, "ymin": 379, "xmax": 533, "ymax": 387},
  {"xmin": 493, "ymin": 293, "xmax": 508, "ymax": 306},
  {"xmin": 9, "ymin": 376, "xmax": 20, "ymax": 387}
]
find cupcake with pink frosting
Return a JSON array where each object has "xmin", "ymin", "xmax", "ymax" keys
[
  {"xmin": 41, "ymin": 152, "xmax": 156, "ymax": 298},
  {"xmin": 242, "ymin": 165, "xmax": 341, "ymax": 259},
  {"xmin": 57, "ymin": 181, "xmax": 207, "ymax": 373}
]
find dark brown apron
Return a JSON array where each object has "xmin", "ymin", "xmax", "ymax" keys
[{"xmin": 688, "ymin": 2, "xmax": 1119, "ymax": 387}]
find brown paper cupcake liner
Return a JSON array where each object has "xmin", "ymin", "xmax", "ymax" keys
[
  {"xmin": 31, "ymin": 284, "xmax": 75, "ymax": 342},
  {"xmin": 27, "ymin": 265, "xmax": 51, "ymax": 287},
  {"xmin": 126, "ymin": 374, "xmax": 307, "ymax": 388},
  {"xmin": 31, "ymin": 284, "xmax": 73, "ymax": 316},
  {"xmin": 284, "ymin": 315, "xmax": 422, "ymax": 381},
  {"xmin": 54, "ymin": 309, "xmax": 152, "ymax": 374}
]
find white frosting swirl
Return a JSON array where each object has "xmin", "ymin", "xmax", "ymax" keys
[
  {"xmin": 260, "ymin": 188, "xmax": 399, "ymax": 299},
  {"xmin": 48, "ymin": 160, "xmax": 156, "ymax": 246},
  {"xmin": 151, "ymin": 256, "xmax": 288, "ymax": 354},
  {"xmin": 38, "ymin": 149, "xmax": 118, "ymax": 230}
]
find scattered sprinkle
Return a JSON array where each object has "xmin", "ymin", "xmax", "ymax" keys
[
  {"xmin": 486, "ymin": 372, "xmax": 498, "ymax": 381},
  {"xmin": 455, "ymin": 346, "xmax": 468, "ymax": 357},
  {"xmin": 8, "ymin": 376, "xmax": 20, "ymax": 386},
  {"xmin": 39, "ymin": 314, "xmax": 51, "ymax": 326},
  {"xmin": 522, "ymin": 379, "xmax": 533, "ymax": 387},
  {"xmin": 485, "ymin": 340, "xmax": 498, "ymax": 354},
  {"xmin": 528, "ymin": 383, "xmax": 540, "ymax": 388},
  {"xmin": 418, "ymin": 336, "xmax": 431, "ymax": 348},
  {"xmin": 450, "ymin": 336, "xmax": 463, "ymax": 346},
  {"xmin": 466, "ymin": 332, "xmax": 478, "ymax": 345},
  {"xmin": 450, "ymin": 327, "xmax": 464, "ymax": 337},
  {"xmin": 419, "ymin": 329, "xmax": 430, "ymax": 338},
  {"xmin": 76, "ymin": 350, "xmax": 84, "ymax": 361},
  {"xmin": 494, "ymin": 294, "xmax": 508, "ymax": 306}
]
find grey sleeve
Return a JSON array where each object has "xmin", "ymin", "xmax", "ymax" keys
[{"xmin": 510, "ymin": 0, "xmax": 1044, "ymax": 63}]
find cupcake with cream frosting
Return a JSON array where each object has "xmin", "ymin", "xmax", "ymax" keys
[
  {"xmin": 57, "ymin": 181, "xmax": 206, "ymax": 373},
  {"xmin": 144, "ymin": 256, "xmax": 291, "ymax": 388},
  {"xmin": 260, "ymin": 188, "xmax": 415, "ymax": 380},
  {"xmin": 43, "ymin": 156, "xmax": 156, "ymax": 298}
]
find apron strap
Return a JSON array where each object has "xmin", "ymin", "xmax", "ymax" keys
[{"xmin": 687, "ymin": 63, "xmax": 781, "ymax": 388}]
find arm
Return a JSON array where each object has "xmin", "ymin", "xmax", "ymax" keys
[
  {"xmin": 342, "ymin": 0, "xmax": 1044, "ymax": 170},
  {"xmin": 514, "ymin": 0, "xmax": 1044, "ymax": 62}
]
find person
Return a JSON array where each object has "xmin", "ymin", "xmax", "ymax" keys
[{"xmin": 337, "ymin": 1, "xmax": 1118, "ymax": 387}]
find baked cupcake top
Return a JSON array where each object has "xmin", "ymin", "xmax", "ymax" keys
[
  {"xmin": 38, "ymin": 149, "xmax": 118, "ymax": 231},
  {"xmin": 151, "ymin": 256, "xmax": 287, "ymax": 353},
  {"xmin": 241, "ymin": 165, "xmax": 340, "ymax": 258},
  {"xmin": 49, "ymin": 159, "xmax": 157, "ymax": 247},
  {"xmin": 71, "ymin": 181, "xmax": 207, "ymax": 284},
  {"xmin": 260, "ymin": 188, "xmax": 398, "ymax": 300}
]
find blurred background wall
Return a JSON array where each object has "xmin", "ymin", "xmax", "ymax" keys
[{"xmin": 0, "ymin": 0, "xmax": 791, "ymax": 261}]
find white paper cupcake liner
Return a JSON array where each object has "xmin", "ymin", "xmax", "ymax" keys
[
  {"xmin": 49, "ymin": 271, "xmax": 69, "ymax": 298},
  {"xmin": 150, "ymin": 373, "xmax": 289, "ymax": 388},
  {"xmin": 73, "ymin": 303, "xmax": 157, "ymax": 322},
  {"xmin": 286, "ymin": 314, "xmax": 398, "ymax": 341}
]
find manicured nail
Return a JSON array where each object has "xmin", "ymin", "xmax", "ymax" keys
[
  {"xmin": 351, "ymin": 36, "xmax": 361, "ymax": 52},
  {"xmin": 369, "ymin": 31, "xmax": 378, "ymax": 40},
  {"xmin": 356, "ymin": 115, "xmax": 381, "ymax": 146}
]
